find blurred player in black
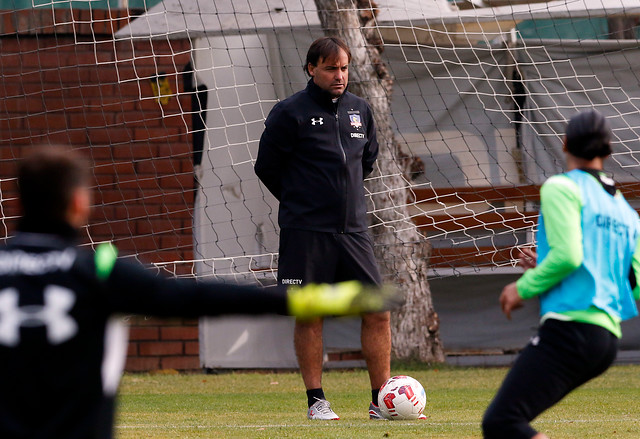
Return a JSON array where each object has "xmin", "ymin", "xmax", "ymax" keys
[{"xmin": 0, "ymin": 146, "xmax": 400, "ymax": 439}]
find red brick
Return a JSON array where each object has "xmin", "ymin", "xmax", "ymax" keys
[
  {"xmin": 139, "ymin": 341, "xmax": 183, "ymax": 356},
  {"xmin": 136, "ymin": 96, "xmax": 167, "ymax": 112},
  {"xmin": 161, "ymin": 115, "xmax": 190, "ymax": 130},
  {"xmin": 68, "ymin": 112, "xmax": 114, "ymax": 129},
  {"xmin": 155, "ymin": 175, "xmax": 191, "ymax": 190},
  {"xmin": 0, "ymin": 146, "xmax": 22, "ymax": 160},
  {"xmin": 154, "ymin": 250, "xmax": 192, "ymax": 264},
  {"xmin": 161, "ymin": 326, "xmax": 198, "ymax": 341},
  {"xmin": 160, "ymin": 356, "xmax": 200, "ymax": 371},
  {"xmin": 117, "ymin": 177, "xmax": 160, "ymax": 191},
  {"xmin": 127, "ymin": 236, "xmax": 158, "ymax": 252},
  {"xmin": 88, "ymin": 146, "xmax": 116, "ymax": 161},
  {"xmin": 134, "ymin": 128, "xmax": 181, "ymax": 141},
  {"xmin": 144, "ymin": 192, "xmax": 189, "ymax": 207},
  {"xmin": 127, "ymin": 342, "xmax": 138, "ymax": 356},
  {"xmin": 17, "ymin": 52, "xmax": 42, "ymax": 69},
  {"xmin": 134, "ymin": 159, "xmax": 181, "ymax": 175},
  {"xmin": 96, "ymin": 189, "xmax": 137, "ymax": 204},
  {"xmin": 46, "ymin": 130, "xmax": 88, "ymax": 145},
  {"xmin": 40, "ymin": 97, "xmax": 83, "ymax": 112},
  {"xmin": 129, "ymin": 326, "xmax": 160, "ymax": 341},
  {"xmin": 93, "ymin": 161, "xmax": 136, "ymax": 175},
  {"xmin": 0, "ymin": 82, "xmax": 23, "ymax": 98},
  {"xmin": 87, "ymin": 128, "xmax": 133, "ymax": 145},
  {"xmin": 2, "ymin": 97, "xmax": 44, "ymax": 113},
  {"xmin": 128, "ymin": 145, "xmax": 158, "ymax": 159},
  {"xmin": 184, "ymin": 341, "xmax": 200, "ymax": 356},
  {"xmin": 0, "ymin": 116, "xmax": 25, "ymax": 130},
  {"xmin": 16, "ymin": 75, "xmax": 48, "ymax": 94},
  {"xmin": 65, "ymin": 83, "xmax": 112, "ymax": 99},
  {"xmin": 159, "ymin": 234, "xmax": 192, "ymax": 249},
  {"xmin": 99, "ymin": 100, "xmax": 137, "ymax": 114},
  {"xmin": 154, "ymin": 143, "xmax": 190, "ymax": 157},
  {"xmin": 25, "ymin": 113, "xmax": 67, "ymax": 130},
  {"xmin": 88, "ymin": 220, "xmax": 133, "ymax": 237},
  {"xmin": 136, "ymin": 219, "xmax": 176, "ymax": 235},
  {"xmin": 112, "ymin": 204, "xmax": 163, "ymax": 219},
  {"xmin": 125, "ymin": 356, "xmax": 160, "ymax": 372}
]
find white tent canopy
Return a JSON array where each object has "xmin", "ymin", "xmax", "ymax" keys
[
  {"xmin": 115, "ymin": 0, "xmax": 453, "ymax": 39},
  {"xmin": 116, "ymin": 0, "xmax": 640, "ymax": 39},
  {"xmin": 446, "ymin": 0, "xmax": 640, "ymax": 24}
]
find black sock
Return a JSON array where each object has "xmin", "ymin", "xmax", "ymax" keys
[
  {"xmin": 307, "ymin": 388, "xmax": 325, "ymax": 407},
  {"xmin": 372, "ymin": 389, "xmax": 380, "ymax": 405}
]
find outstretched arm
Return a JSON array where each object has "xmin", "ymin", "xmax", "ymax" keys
[
  {"xmin": 99, "ymin": 254, "xmax": 402, "ymax": 319},
  {"xmin": 500, "ymin": 176, "xmax": 583, "ymax": 318},
  {"xmin": 516, "ymin": 176, "xmax": 583, "ymax": 300}
]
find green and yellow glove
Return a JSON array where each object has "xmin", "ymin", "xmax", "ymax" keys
[{"xmin": 286, "ymin": 280, "xmax": 404, "ymax": 320}]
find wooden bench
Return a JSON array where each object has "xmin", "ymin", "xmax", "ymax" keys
[{"xmin": 409, "ymin": 183, "xmax": 640, "ymax": 270}]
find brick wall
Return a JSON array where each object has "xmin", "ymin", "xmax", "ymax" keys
[
  {"xmin": 0, "ymin": 9, "xmax": 201, "ymax": 371},
  {"xmin": 126, "ymin": 317, "xmax": 200, "ymax": 371}
]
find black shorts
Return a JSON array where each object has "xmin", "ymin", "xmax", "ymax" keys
[
  {"xmin": 482, "ymin": 319, "xmax": 618, "ymax": 439},
  {"xmin": 277, "ymin": 229, "xmax": 382, "ymax": 287}
]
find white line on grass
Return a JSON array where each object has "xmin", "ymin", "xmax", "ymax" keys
[{"xmin": 116, "ymin": 418, "xmax": 640, "ymax": 430}]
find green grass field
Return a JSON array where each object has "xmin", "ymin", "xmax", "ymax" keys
[{"xmin": 116, "ymin": 364, "xmax": 640, "ymax": 438}]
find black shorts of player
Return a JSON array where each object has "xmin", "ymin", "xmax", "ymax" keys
[
  {"xmin": 482, "ymin": 319, "xmax": 618, "ymax": 439},
  {"xmin": 277, "ymin": 228, "xmax": 382, "ymax": 287}
]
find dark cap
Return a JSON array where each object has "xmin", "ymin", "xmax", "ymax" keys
[{"xmin": 565, "ymin": 109, "xmax": 612, "ymax": 160}]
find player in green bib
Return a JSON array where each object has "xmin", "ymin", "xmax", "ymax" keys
[{"xmin": 482, "ymin": 109, "xmax": 640, "ymax": 439}]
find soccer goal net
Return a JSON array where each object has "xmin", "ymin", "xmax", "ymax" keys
[{"xmin": 1, "ymin": 0, "xmax": 639, "ymax": 285}]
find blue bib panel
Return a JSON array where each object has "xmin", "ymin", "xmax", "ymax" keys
[{"xmin": 538, "ymin": 169, "xmax": 640, "ymax": 321}]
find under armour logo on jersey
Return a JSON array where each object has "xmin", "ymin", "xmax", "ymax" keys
[
  {"xmin": 0, "ymin": 286, "xmax": 77, "ymax": 347},
  {"xmin": 530, "ymin": 335, "xmax": 540, "ymax": 346},
  {"xmin": 311, "ymin": 117, "xmax": 324, "ymax": 126}
]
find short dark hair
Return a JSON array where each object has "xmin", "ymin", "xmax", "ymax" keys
[
  {"xmin": 18, "ymin": 146, "xmax": 90, "ymax": 224},
  {"xmin": 565, "ymin": 109, "xmax": 612, "ymax": 160},
  {"xmin": 304, "ymin": 37, "xmax": 351, "ymax": 75}
]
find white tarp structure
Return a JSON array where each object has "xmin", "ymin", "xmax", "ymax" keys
[
  {"xmin": 115, "ymin": 0, "xmax": 454, "ymax": 38},
  {"xmin": 117, "ymin": 1, "xmax": 640, "ymax": 368},
  {"xmin": 116, "ymin": 0, "xmax": 640, "ymax": 39}
]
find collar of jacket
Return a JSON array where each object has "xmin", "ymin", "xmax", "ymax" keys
[{"xmin": 305, "ymin": 78, "xmax": 348, "ymax": 111}]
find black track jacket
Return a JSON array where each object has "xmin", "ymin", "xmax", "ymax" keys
[
  {"xmin": 0, "ymin": 223, "xmax": 288, "ymax": 439},
  {"xmin": 255, "ymin": 79, "xmax": 379, "ymax": 233}
]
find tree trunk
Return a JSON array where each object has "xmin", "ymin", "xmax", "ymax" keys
[{"xmin": 313, "ymin": 0, "xmax": 444, "ymax": 362}]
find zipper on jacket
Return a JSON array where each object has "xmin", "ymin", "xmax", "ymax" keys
[{"xmin": 335, "ymin": 107, "xmax": 348, "ymax": 234}]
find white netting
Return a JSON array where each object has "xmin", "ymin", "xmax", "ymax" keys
[{"xmin": 1, "ymin": 1, "xmax": 639, "ymax": 282}]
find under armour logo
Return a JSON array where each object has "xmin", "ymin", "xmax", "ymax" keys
[
  {"xmin": 530, "ymin": 335, "xmax": 540, "ymax": 346},
  {"xmin": 311, "ymin": 117, "xmax": 324, "ymax": 126},
  {"xmin": 0, "ymin": 286, "xmax": 78, "ymax": 347}
]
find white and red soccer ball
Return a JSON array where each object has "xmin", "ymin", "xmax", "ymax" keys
[{"xmin": 377, "ymin": 375, "xmax": 426, "ymax": 420}]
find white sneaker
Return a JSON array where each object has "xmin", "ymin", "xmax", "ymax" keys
[
  {"xmin": 307, "ymin": 398, "xmax": 340, "ymax": 420},
  {"xmin": 369, "ymin": 402, "xmax": 387, "ymax": 420}
]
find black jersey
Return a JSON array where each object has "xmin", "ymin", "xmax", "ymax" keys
[{"xmin": 0, "ymin": 230, "xmax": 288, "ymax": 439}]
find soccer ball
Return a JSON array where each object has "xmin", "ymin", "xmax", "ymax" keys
[{"xmin": 377, "ymin": 375, "xmax": 426, "ymax": 420}]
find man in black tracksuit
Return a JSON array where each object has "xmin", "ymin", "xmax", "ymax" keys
[
  {"xmin": 0, "ymin": 146, "xmax": 399, "ymax": 438},
  {"xmin": 255, "ymin": 36, "xmax": 391, "ymax": 420}
]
